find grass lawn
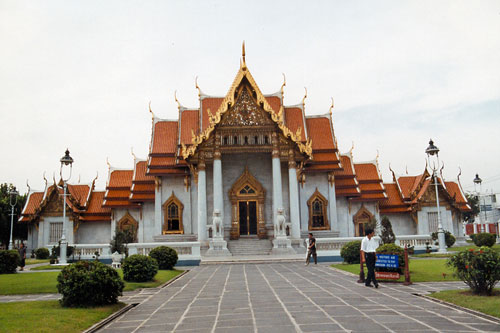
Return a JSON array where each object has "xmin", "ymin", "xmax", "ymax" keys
[
  {"xmin": 0, "ymin": 300, "xmax": 125, "ymax": 333},
  {"xmin": 412, "ymin": 244, "xmax": 500, "ymax": 258},
  {"xmin": 430, "ymin": 289, "xmax": 500, "ymax": 318},
  {"xmin": 332, "ymin": 259, "xmax": 458, "ymax": 282},
  {"xmin": 0, "ymin": 269, "xmax": 184, "ymax": 295},
  {"xmin": 25, "ymin": 258, "xmax": 50, "ymax": 265},
  {"xmin": 30, "ymin": 265, "xmax": 63, "ymax": 271}
]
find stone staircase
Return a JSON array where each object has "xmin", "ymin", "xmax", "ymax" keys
[
  {"xmin": 153, "ymin": 234, "xmax": 198, "ymax": 242},
  {"xmin": 227, "ymin": 237, "xmax": 273, "ymax": 256}
]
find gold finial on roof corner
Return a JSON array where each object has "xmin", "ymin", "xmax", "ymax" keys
[
  {"xmin": 195, "ymin": 76, "xmax": 201, "ymax": 97},
  {"xmin": 43, "ymin": 171, "xmax": 48, "ymax": 186},
  {"xmin": 281, "ymin": 73, "xmax": 286, "ymax": 97},
  {"xmin": 329, "ymin": 97, "xmax": 334, "ymax": 117},
  {"xmin": 26, "ymin": 179, "xmax": 31, "ymax": 194},
  {"xmin": 148, "ymin": 101, "xmax": 155, "ymax": 120},
  {"xmin": 302, "ymin": 87, "xmax": 307, "ymax": 105},
  {"xmin": 131, "ymin": 147, "xmax": 137, "ymax": 160},
  {"xmin": 405, "ymin": 165, "xmax": 409, "ymax": 175},
  {"xmin": 93, "ymin": 171, "xmax": 98, "ymax": 182},
  {"xmin": 457, "ymin": 167, "xmax": 462, "ymax": 181},
  {"xmin": 174, "ymin": 90, "xmax": 181, "ymax": 110},
  {"xmin": 106, "ymin": 157, "xmax": 111, "ymax": 169},
  {"xmin": 349, "ymin": 141, "xmax": 354, "ymax": 155},
  {"xmin": 241, "ymin": 41, "xmax": 246, "ymax": 69}
]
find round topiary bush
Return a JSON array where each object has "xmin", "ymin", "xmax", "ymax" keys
[
  {"xmin": 122, "ymin": 254, "xmax": 158, "ymax": 282},
  {"xmin": 57, "ymin": 261, "xmax": 124, "ymax": 307},
  {"xmin": 471, "ymin": 233, "xmax": 496, "ymax": 247},
  {"xmin": 431, "ymin": 230, "xmax": 456, "ymax": 248},
  {"xmin": 0, "ymin": 250, "xmax": 20, "ymax": 274},
  {"xmin": 376, "ymin": 243, "xmax": 405, "ymax": 273},
  {"xmin": 340, "ymin": 240, "xmax": 361, "ymax": 264},
  {"xmin": 447, "ymin": 247, "xmax": 500, "ymax": 295},
  {"xmin": 35, "ymin": 247, "xmax": 50, "ymax": 259},
  {"xmin": 149, "ymin": 246, "xmax": 178, "ymax": 270}
]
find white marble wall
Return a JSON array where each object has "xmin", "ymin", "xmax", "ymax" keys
[
  {"xmin": 38, "ymin": 216, "xmax": 74, "ymax": 248},
  {"xmin": 78, "ymin": 222, "xmax": 111, "ymax": 244},
  {"xmin": 299, "ymin": 173, "xmax": 330, "ymax": 232},
  {"xmin": 160, "ymin": 175, "xmax": 193, "ymax": 235},
  {"xmin": 417, "ymin": 206, "xmax": 454, "ymax": 235},
  {"xmin": 382, "ymin": 213, "xmax": 416, "ymax": 235}
]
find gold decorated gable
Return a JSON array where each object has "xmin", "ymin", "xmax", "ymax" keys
[
  {"xmin": 181, "ymin": 63, "xmax": 312, "ymax": 159},
  {"xmin": 219, "ymin": 87, "xmax": 274, "ymax": 127}
]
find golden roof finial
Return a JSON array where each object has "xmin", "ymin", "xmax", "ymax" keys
[
  {"xmin": 43, "ymin": 171, "xmax": 48, "ymax": 187},
  {"xmin": 106, "ymin": 157, "xmax": 111, "ymax": 169},
  {"xmin": 349, "ymin": 141, "xmax": 354, "ymax": 155},
  {"xmin": 174, "ymin": 90, "xmax": 181, "ymax": 110},
  {"xmin": 302, "ymin": 87, "xmax": 307, "ymax": 105},
  {"xmin": 131, "ymin": 147, "xmax": 137, "ymax": 160},
  {"xmin": 26, "ymin": 179, "xmax": 31, "ymax": 194},
  {"xmin": 93, "ymin": 171, "xmax": 98, "ymax": 183},
  {"xmin": 242, "ymin": 41, "xmax": 246, "ymax": 69},
  {"xmin": 405, "ymin": 165, "xmax": 409, "ymax": 175},
  {"xmin": 457, "ymin": 167, "xmax": 462, "ymax": 181},
  {"xmin": 280, "ymin": 73, "xmax": 286, "ymax": 97},
  {"xmin": 195, "ymin": 76, "xmax": 201, "ymax": 98},
  {"xmin": 329, "ymin": 97, "xmax": 334, "ymax": 118},
  {"xmin": 148, "ymin": 101, "xmax": 155, "ymax": 120}
]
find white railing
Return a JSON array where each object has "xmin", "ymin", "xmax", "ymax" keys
[
  {"xmin": 308, "ymin": 234, "xmax": 435, "ymax": 255},
  {"xmin": 71, "ymin": 242, "xmax": 201, "ymax": 260}
]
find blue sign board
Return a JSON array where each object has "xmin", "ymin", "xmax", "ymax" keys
[{"xmin": 375, "ymin": 254, "xmax": 399, "ymax": 268}]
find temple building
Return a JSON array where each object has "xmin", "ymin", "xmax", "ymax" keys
[{"xmin": 19, "ymin": 48, "xmax": 471, "ymax": 257}]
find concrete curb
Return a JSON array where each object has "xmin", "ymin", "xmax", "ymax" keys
[
  {"xmin": 82, "ymin": 303, "xmax": 138, "ymax": 333},
  {"xmin": 415, "ymin": 293, "xmax": 500, "ymax": 324}
]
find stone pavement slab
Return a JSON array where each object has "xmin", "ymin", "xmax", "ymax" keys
[{"xmin": 97, "ymin": 263, "xmax": 500, "ymax": 332}]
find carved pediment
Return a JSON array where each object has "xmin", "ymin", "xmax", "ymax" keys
[{"xmin": 219, "ymin": 87, "xmax": 274, "ymax": 127}]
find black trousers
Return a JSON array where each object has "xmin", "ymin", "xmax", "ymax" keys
[
  {"xmin": 365, "ymin": 252, "xmax": 378, "ymax": 286},
  {"xmin": 306, "ymin": 249, "xmax": 317, "ymax": 264}
]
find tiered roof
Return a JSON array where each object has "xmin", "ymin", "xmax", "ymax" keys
[
  {"xmin": 19, "ymin": 181, "xmax": 111, "ymax": 223},
  {"xmin": 379, "ymin": 169, "xmax": 471, "ymax": 214},
  {"xmin": 103, "ymin": 169, "xmax": 139, "ymax": 208}
]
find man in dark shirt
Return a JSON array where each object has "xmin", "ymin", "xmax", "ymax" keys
[{"xmin": 306, "ymin": 233, "xmax": 317, "ymax": 265}]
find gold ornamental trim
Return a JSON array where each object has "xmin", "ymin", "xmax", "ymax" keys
[{"xmin": 181, "ymin": 59, "xmax": 313, "ymax": 160}]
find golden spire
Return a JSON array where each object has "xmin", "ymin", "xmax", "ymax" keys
[
  {"xmin": 242, "ymin": 41, "xmax": 246, "ymax": 69},
  {"xmin": 302, "ymin": 87, "xmax": 307, "ymax": 106},
  {"xmin": 106, "ymin": 157, "xmax": 111, "ymax": 169},
  {"xmin": 131, "ymin": 147, "xmax": 137, "ymax": 160},
  {"xmin": 349, "ymin": 141, "xmax": 354, "ymax": 155},
  {"xmin": 195, "ymin": 76, "xmax": 201, "ymax": 98},
  {"xmin": 26, "ymin": 179, "xmax": 31, "ymax": 194}
]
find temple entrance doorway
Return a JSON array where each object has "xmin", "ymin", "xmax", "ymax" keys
[
  {"xmin": 239, "ymin": 200, "xmax": 257, "ymax": 235},
  {"xmin": 229, "ymin": 167, "xmax": 267, "ymax": 239}
]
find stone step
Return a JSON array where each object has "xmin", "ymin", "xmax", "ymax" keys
[
  {"xmin": 153, "ymin": 234, "xmax": 198, "ymax": 242},
  {"xmin": 227, "ymin": 238, "xmax": 273, "ymax": 256}
]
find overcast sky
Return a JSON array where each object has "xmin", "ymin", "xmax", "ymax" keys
[{"xmin": 1, "ymin": 0, "xmax": 499, "ymax": 197}]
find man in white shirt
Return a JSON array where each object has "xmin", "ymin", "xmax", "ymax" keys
[{"xmin": 361, "ymin": 227, "xmax": 379, "ymax": 288}]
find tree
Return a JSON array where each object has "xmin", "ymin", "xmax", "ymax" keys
[
  {"xmin": 0, "ymin": 183, "xmax": 27, "ymax": 247},
  {"xmin": 379, "ymin": 216, "xmax": 396, "ymax": 244},
  {"xmin": 463, "ymin": 193, "xmax": 480, "ymax": 223},
  {"xmin": 110, "ymin": 226, "xmax": 136, "ymax": 256}
]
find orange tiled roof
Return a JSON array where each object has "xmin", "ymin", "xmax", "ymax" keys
[
  {"xmin": 149, "ymin": 156, "xmax": 177, "ymax": 167},
  {"xmin": 180, "ymin": 110, "xmax": 200, "ymax": 145},
  {"xmin": 85, "ymin": 191, "xmax": 110, "ymax": 214},
  {"xmin": 396, "ymin": 176, "xmax": 420, "ymax": 200},
  {"xmin": 19, "ymin": 192, "xmax": 44, "ymax": 221},
  {"xmin": 305, "ymin": 117, "xmax": 336, "ymax": 151},
  {"xmin": 133, "ymin": 161, "xmax": 155, "ymax": 182},
  {"xmin": 201, "ymin": 97, "xmax": 224, "ymax": 131},
  {"xmin": 67, "ymin": 184, "xmax": 91, "ymax": 206},
  {"xmin": 351, "ymin": 163, "xmax": 386, "ymax": 201},
  {"xmin": 151, "ymin": 121, "xmax": 178, "ymax": 155},
  {"xmin": 103, "ymin": 169, "xmax": 139, "ymax": 208},
  {"xmin": 379, "ymin": 183, "xmax": 410, "ymax": 213},
  {"xmin": 107, "ymin": 170, "xmax": 133, "ymax": 189},
  {"xmin": 265, "ymin": 96, "xmax": 281, "ymax": 115},
  {"xmin": 284, "ymin": 107, "xmax": 306, "ymax": 142}
]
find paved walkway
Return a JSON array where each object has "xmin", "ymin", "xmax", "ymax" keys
[{"xmin": 97, "ymin": 263, "xmax": 500, "ymax": 333}]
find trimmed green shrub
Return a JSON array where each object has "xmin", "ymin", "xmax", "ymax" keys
[
  {"xmin": 0, "ymin": 250, "xmax": 20, "ymax": 274},
  {"xmin": 122, "ymin": 254, "xmax": 158, "ymax": 282},
  {"xmin": 431, "ymin": 230, "xmax": 456, "ymax": 248},
  {"xmin": 340, "ymin": 240, "xmax": 361, "ymax": 264},
  {"xmin": 447, "ymin": 247, "xmax": 500, "ymax": 295},
  {"xmin": 149, "ymin": 246, "xmax": 178, "ymax": 270},
  {"xmin": 376, "ymin": 243, "xmax": 405, "ymax": 272},
  {"xmin": 57, "ymin": 261, "xmax": 124, "ymax": 307},
  {"xmin": 35, "ymin": 247, "xmax": 50, "ymax": 259},
  {"xmin": 471, "ymin": 233, "xmax": 496, "ymax": 247},
  {"xmin": 379, "ymin": 216, "xmax": 396, "ymax": 244}
]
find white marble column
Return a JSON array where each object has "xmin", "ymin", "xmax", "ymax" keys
[
  {"xmin": 288, "ymin": 151, "xmax": 300, "ymax": 239},
  {"xmin": 328, "ymin": 173, "xmax": 338, "ymax": 232},
  {"xmin": 154, "ymin": 178, "xmax": 162, "ymax": 235},
  {"xmin": 213, "ymin": 138, "xmax": 224, "ymax": 223},
  {"xmin": 272, "ymin": 133, "xmax": 283, "ymax": 225},
  {"xmin": 197, "ymin": 156, "xmax": 207, "ymax": 241}
]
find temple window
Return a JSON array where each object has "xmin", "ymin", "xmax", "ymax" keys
[
  {"xmin": 117, "ymin": 212, "xmax": 139, "ymax": 242},
  {"xmin": 264, "ymin": 135, "xmax": 269, "ymax": 144},
  {"xmin": 307, "ymin": 189, "xmax": 329, "ymax": 230},
  {"xmin": 162, "ymin": 193, "xmax": 184, "ymax": 234},
  {"xmin": 49, "ymin": 222, "xmax": 63, "ymax": 243},
  {"xmin": 254, "ymin": 136, "xmax": 258, "ymax": 144},
  {"xmin": 244, "ymin": 136, "xmax": 248, "ymax": 144},
  {"xmin": 353, "ymin": 205, "xmax": 375, "ymax": 237},
  {"xmin": 234, "ymin": 136, "xmax": 238, "ymax": 145},
  {"xmin": 223, "ymin": 136, "xmax": 228, "ymax": 145}
]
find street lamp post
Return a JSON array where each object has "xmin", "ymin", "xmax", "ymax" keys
[
  {"xmin": 8, "ymin": 189, "xmax": 19, "ymax": 250},
  {"xmin": 425, "ymin": 139, "xmax": 446, "ymax": 253},
  {"xmin": 59, "ymin": 149, "xmax": 74, "ymax": 265},
  {"xmin": 473, "ymin": 174, "xmax": 488, "ymax": 232}
]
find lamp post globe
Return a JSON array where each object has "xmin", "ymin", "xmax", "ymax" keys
[
  {"xmin": 8, "ymin": 189, "xmax": 19, "ymax": 250},
  {"xmin": 425, "ymin": 139, "xmax": 446, "ymax": 253},
  {"xmin": 59, "ymin": 149, "xmax": 73, "ymax": 265}
]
